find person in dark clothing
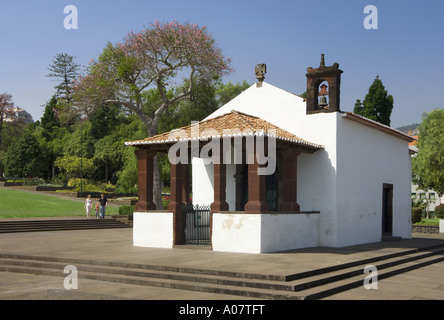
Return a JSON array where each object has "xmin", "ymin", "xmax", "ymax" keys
[{"xmin": 99, "ymin": 193, "xmax": 108, "ymax": 219}]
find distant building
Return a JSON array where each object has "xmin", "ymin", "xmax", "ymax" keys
[{"xmin": 4, "ymin": 107, "xmax": 33, "ymax": 123}]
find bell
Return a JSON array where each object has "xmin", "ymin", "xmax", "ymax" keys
[
  {"xmin": 319, "ymin": 84, "xmax": 328, "ymax": 96},
  {"xmin": 318, "ymin": 95, "xmax": 328, "ymax": 108}
]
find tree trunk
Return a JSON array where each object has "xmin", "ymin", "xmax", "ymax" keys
[
  {"xmin": 105, "ymin": 160, "xmax": 109, "ymax": 183},
  {"xmin": 145, "ymin": 122, "xmax": 163, "ymax": 210}
]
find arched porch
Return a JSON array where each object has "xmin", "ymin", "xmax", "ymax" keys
[{"xmin": 126, "ymin": 111, "xmax": 323, "ymax": 251}]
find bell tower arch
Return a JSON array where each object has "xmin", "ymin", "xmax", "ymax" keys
[{"xmin": 306, "ymin": 54, "xmax": 343, "ymax": 114}]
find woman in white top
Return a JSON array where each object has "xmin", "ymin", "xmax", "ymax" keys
[{"xmin": 84, "ymin": 195, "xmax": 92, "ymax": 219}]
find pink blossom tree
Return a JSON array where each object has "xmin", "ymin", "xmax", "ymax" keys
[{"xmin": 73, "ymin": 21, "xmax": 232, "ymax": 208}]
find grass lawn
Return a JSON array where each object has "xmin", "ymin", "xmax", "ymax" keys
[
  {"xmin": 0, "ymin": 188, "xmax": 119, "ymax": 219},
  {"xmin": 414, "ymin": 218, "xmax": 440, "ymax": 226}
]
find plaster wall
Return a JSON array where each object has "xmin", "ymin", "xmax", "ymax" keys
[
  {"xmin": 133, "ymin": 212, "xmax": 174, "ymax": 248},
  {"xmin": 212, "ymin": 213, "xmax": 320, "ymax": 253},
  {"xmin": 335, "ymin": 116, "xmax": 412, "ymax": 246},
  {"xmin": 191, "ymin": 152, "xmax": 237, "ymax": 211}
]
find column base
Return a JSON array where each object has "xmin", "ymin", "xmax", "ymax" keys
[
  {"xmin": 134, "ymin": 201, "xmax": 156, "ymax": 211},
  {"xmin": 167, "ymin": 201, "xmax": 185, "ymax": 245},
  {"xmin": 244, "ymin": 200, "xmax": 269, "ymax": 214}
]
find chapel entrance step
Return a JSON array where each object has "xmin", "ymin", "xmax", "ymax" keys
[{"xmin": 1, "ymin": 241, "xmax": 444, "ymax": 300}]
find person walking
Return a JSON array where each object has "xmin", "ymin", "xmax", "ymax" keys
[
  {"xmin": 99, "ymin": 193, "xmax": 108, "ymax": 219},
  {"xmin": 84, "ymin": 194, "xmax": 92, "ymax": 219},
  {"xmin": 95, "ymin": 202, "xmax": 100, "ymax": 219}
]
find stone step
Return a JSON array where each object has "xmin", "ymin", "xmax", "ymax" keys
[
  {"xmin": 0, "ymin": 219, "xmax": 130, "ymax": 233},
  {"xmin": 0, "ymin": 253, "xmax": 286, "ymax": 281},
  {"xmin": 1, "ymin": 245, "xmax": 444, "ymax": 300},
  {"xmin": 282, "ymin": 242, "xmax": 444, "ymax": 281},
  {"xmin": 302, "ymin": 254, "xmax": 444, "ymax": 300},
  {"xmin": 0, "ymin": 255, "xmax": 300, "ymax": 300},
  {"xmin": 0, "ymin": 257, "xmax": 292, "ymax": 293},
  {"xmin": 287, "ymin": 247, "xmax": 444, "ymax": 294}
]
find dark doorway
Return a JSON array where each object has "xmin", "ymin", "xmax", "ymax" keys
[{"xmin": 382, "ymin": 184, "xmax": 393, "ymax": 235}]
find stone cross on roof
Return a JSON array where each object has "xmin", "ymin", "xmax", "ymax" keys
[{"xmin": 255, "ymin": 63, "xmax": 266, "ymax": 87}]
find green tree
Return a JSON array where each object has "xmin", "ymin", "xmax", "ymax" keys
[
  {"xmin": 114, "ymin": 116, "xmax": 147, "ymax": 192},
  {"xmin": 89, "ymin": 104, "xmax": 120, "ymax": 140},
  {"xmin": 115, "ymin": 146, "xmax": 139, "ymax": 193},
  {"xmin": 46, "ymin": 53, "xmax": 81, "ymax": 102},
  {"xmin": 158, "ymin": 79, "xmax": 218, "ymax": 134},
  {"xmin": 412, "ymin": 109, "xmax": 444, "ymax": 196},
  {"xmin": 93, "ymin": 134, "xmax": 125, "ymax": 183},
  {"xmin": 354, "ymin": 76, "xmax": 394, "ymax": 126},
  {"xmin": 73, "ymin": 21, "xmax": 232, "ymax": 208},
  {"xmin": 4, "ymin": 132, "xmax": 47, "ymax": 178},
  {"xmin": 55, "ymin": 155, "xmax": 96, "ymax": 180},
  {"xmin": 62, "ymin": 121, "xmax": 95, "ymax": 159},
  {"xmin": 41, "ymin": 96, "xmax": 61, "ymax": 140}
]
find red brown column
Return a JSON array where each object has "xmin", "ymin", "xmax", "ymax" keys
[
  {"xmin": 211, "ymin": 161, "xmax": 229, "ymax": 213},
  {"xmin": 280, "ymin": 149, "xmax": 301, "ymax": 212},
  {"xmin": 181, "ymin": 163, "xmax": 191, "ymax": 205},
  {"xmin": 244, "ymin": 146, "xmax": 269, "ymax": 214},
  {"xmin": 134, "ymin": 148, "xmax": 157, "ymax": 211},
  {"xmin": 167, "ymin": 162, "xmax": 185, "ymax": 245}
]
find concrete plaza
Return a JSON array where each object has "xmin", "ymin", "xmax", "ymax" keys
[{"xmin": 0, "ymin": 226, "xmax": 444, "ymax": 301}]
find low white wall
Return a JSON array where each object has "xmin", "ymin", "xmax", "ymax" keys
[
  {"xmin": 212, "ymin": 213, "xmax": 320, "ymax": 253},
  {"xmin": 133, "ymin": 212, "xmax": 174, "ymax": 248},
  {"xmin": 440, "ymin": 220, "xmax": 444, "ymax": 234}
]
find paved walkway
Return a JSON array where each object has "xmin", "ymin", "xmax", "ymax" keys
[{"xmin": 0, "ymin": 226, "xmax": 444, "ymax": 301}]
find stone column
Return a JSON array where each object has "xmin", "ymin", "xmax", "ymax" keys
[
  {"xmin": 244, "ymin": 145, "xmax": 269, "ymax": 214},
  {"xmin": 167, "ymin": 162, "xmax": 185, "ymax": 245},
  {"xmin": 210, "ymin": 162, "xmax": 229, "ymax": 214},
  {"xmin": 280, "ymin": 149, "xmax": 301, "ymax": 212},
  {"xmin": 181, "ymin": 163, "xmax": 191, "ymax": 205},
  {"xmin": 134, "ymin": 148, "xmax": 157, "ymax": 211}
]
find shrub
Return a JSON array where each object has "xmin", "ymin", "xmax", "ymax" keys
[
  {"xmin": 119, "ymin": 205, "xmax": 134, "ymax": 215},
  {"xmin": 434, "ymin": 204, "xmax": 444, "ymax": 219},
  {"xmin": 22, "ymin": 177, "xmax": 46, "ymax": 186},
  {"xmin": 67, "ymin": 178, "xmax": 89, "ymax": 188},
  {"xmin": 412, "ymin": 207, "xmax": 423, "ymax": 224}
]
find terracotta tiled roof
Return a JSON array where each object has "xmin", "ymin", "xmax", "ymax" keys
[
  {"xmin": 409, "ymin": 136, "xmax": 418, "ymax": 146},
  {"xmin": 125, "ymin": 110, "xmax": 323, "ymax": 150}
]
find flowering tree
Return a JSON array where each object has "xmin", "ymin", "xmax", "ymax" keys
[
  {"xmin": 73, "ymin": 21, "xmax": 232, "ymax": 208},
  {"xmin": 74, "ymin": 21, "xmax": 232, "ymax": 133}
]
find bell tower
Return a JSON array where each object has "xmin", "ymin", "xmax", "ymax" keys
[{"xmin": 306, "ymin": 54, "xmax": 343, "ymax": 114}]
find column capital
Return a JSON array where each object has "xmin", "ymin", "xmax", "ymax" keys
[{"xmin": 135, "ymin": 148, "xmax": 156, "ymax": 159}]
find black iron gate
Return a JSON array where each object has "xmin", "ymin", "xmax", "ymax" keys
[{"xmin": 183, "ymin": 204, "xmax": 211, "ymax": 246}]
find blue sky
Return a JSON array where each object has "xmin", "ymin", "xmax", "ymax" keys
[{"xmin": 1, "ymin": 0, "xmax": 443, "ymax": 129}]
